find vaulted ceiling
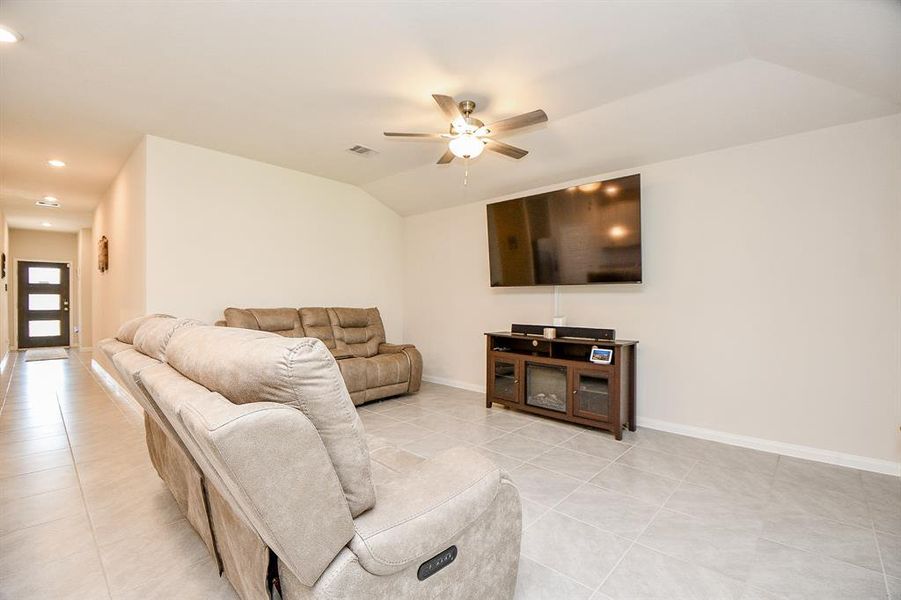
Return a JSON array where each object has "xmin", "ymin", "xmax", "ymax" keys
[{"xmin": 1, "ymin": 0, "xmax": 899, "ymax": 230}]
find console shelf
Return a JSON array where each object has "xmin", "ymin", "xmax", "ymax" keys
[{"xmin": 485, "ymin": 332, "xmax": 637, "ymax": 440}]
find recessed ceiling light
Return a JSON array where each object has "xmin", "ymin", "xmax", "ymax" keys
[
  {"xmin": 41, "ymin": 222, "xmax": 52, "ymax": 228},
  {"xmin": 0, "ymin": 25, "xmax": 22, "ymax": 44},
  {"xmin": 37, "ymin": 196, "xmax": 61, "ymax": 208},
  {"xmin": 47, "ymin": 159, "xmax": 66, "ymax": 168}
]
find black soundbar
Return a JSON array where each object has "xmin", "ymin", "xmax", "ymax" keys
[{"xmin": 511, "ymin": 323, "xmax": 616, "ymax": 341}]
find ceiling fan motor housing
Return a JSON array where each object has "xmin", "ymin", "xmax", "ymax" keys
[{"xmin": 452, "ymin": 101, "xmax": 484, "ymax": 134}]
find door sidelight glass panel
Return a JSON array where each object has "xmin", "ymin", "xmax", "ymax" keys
[
  {"xmin": 28, "ymin": 294, "xmax": 61, "ymax": 310},
  {"xmin": 525, "ymin": 363, "xmax": 567, "ymax": 413}
]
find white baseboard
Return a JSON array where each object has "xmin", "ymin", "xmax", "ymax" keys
[
  {"xmin": 422, "ymin": 374, "xmax": 486, "ymax": 394},
  {"xmin": 638, "ymin": 417, "xmax": 899, "ymax": 476},
  {"xmin": 422, "ymin": 376, "xmax": 899, "ymax": 476}
]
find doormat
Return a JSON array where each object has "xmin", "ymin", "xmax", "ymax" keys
[{"xmin": 24, "ymin": 347, "xmax": 69, "ymax": 362}]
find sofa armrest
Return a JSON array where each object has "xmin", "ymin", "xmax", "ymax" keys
[
  {"xmin": 378, "ymin": 342, "xmax": 414, "ymax": 354},
  {"xmin": 330, "ymin": 348, "xmax": 355, "ymax": 360},
  {"xmin": 349, "ymin": 447, "xmax": 501, "ymax": 575},
  {"xmin": 179, "ymin": 393, "xmax": 355, "ymax": 587}
]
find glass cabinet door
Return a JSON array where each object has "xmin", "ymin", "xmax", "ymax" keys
[
  {"xmin": 572, "ymin": 368, "xmax": 611, "ymax": 421},
  {"xmin": 524, "ymin": 362, "xmax": 568, "ymax": 413},
  {"xmin": 490, "ymin": 356, "xmax": 519, "ymax": 403}
]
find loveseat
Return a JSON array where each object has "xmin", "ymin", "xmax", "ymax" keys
[
  {"xmin": 98, "ymin": 314, "xmax": 521, "ymax": 600},
  {"xmin": 221, "ymin": 307, "xmax": 422, "ymax": 406}
]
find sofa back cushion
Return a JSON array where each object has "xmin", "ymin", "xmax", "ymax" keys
[
  {"xmin": 298, "ymin": 307, "xmax": 336, "ymax": 349},
  {"xmin": 133, "ymin": 317, "xmax": 202, "ymax": 362},
  {"xmin": 328, "ymin": 307, "xmax": 385, "ymax": 358},
  {"xmin": 165, "ymin": 325, "xmax": 376, "ymax": 516},
  {"xmin": 224, "ymin": 307, "xmax": 303, "ymax": 337},
  {"xmin": 116, "ymin": 313, "xmax": 172, "ymax": 344}
]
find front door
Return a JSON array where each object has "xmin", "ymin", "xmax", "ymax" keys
[{"xmin": 17, "ymin": 261, "xmax": 70, "ymax": 348}]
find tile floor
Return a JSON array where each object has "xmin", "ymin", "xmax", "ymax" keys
[{"xmin": 0, "ymin": 350, "xmax": 898, "ymax": 599}]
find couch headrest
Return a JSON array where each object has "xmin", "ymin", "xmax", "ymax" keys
[
  {"xmin": 224, "ymin": 307, "xmax": 302, "ymax": 337},
  {"xmin": 328, "ymin": 307, "xmax": 385, "ymax": 358},
  {"xmin": 165, "ymin": 325, "xmax": 375, "ymax": 516},
  {"xmin": 115, "ymin": 313, "xmax": 173, "ymax": 344},
  {"xmin": 133, "ymin": 317, "xmax": 203, "ymax": 362}
]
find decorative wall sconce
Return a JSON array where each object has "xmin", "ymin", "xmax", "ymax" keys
[{"xmin": 98, "ymin": 236, "xmax": 109, "ymax": 272}]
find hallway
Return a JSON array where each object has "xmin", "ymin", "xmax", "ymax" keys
[{"xmin": 0, "ymin": 350, "xmax": 235, "ymax": 599}]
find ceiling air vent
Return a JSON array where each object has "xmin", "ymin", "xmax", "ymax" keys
[
  {"xmin": 347, "ymin": 144, "xmax": 377, "ymax": 157},
  {"xmin": 36, "ymin": 198, "xmax": 60, "ymax": 208}
]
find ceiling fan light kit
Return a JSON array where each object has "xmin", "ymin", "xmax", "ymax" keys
[
  {"xmin": 384, "ymin": 94, "xmax": 547, "ymax": 164},
  {"xmin": 448, "ymin": 133, "xmax": 484, "ymax": 159}
]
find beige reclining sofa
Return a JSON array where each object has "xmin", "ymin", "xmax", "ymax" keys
[
  {"xmin": 221, "ymin": 307, "xmax": 422, "ymax": 406},
  {"xmin": 98, "ymin": 314, "xmax": 521, "ymax": 600}
]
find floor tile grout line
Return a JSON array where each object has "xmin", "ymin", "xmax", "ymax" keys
[
  {"xmin": 53, "ymin": 352, "xmax": 116, "ymax": 599},
  {"xmin": 866, "ymin": 487, "xmax": 893, "ymax": 597},
  {"xmin": 515, "ymin": 438, "xmax": 697, "ymax": 592},
  {"xmin": 517, "ymin": 554, "xmax": 595, "ymax": 596},
  {"xmin": 589, "ymin": 455, "xmax": 700, "ymax": 595},
  {"xmin": 623, "ymin": 451, "xmax": 892, "ymax": 595},
  {"xmin": 79, "ymin": 351, "xmax": 144, "ymax": 424},
  {"xmin": 375, "ymin": 386, "xmax": 900, "ymax": 596},
  {"xmin": 0, "ymin": 352, "xmax": 20, "ymax": 415},
  {"xmin": 0, "ymin": 355, "xmax": 11, "ymax": 407}
]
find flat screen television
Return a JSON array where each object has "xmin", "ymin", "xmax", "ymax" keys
[{"xmin": 487, "ymin": 174, "xmax": 641, "ymax": 286}]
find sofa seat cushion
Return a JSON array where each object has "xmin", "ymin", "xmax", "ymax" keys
[
  {"xmin": 350, "ymin": 447, "xmax": 501, "ymax": 576},
  {"xmin": 111, "ymin": 349, "xmax": 171, "ymax": 431},
  {"xmin": 97, "ymin": 337, "xmax": 133, "ymax": 357},
  {"xmin": 165, "ymin": 325, "xmax": 376, "ymax": 517},
  {"xmin": 365, "ymin": 353, "xmax": 411, "ymax": 389}
]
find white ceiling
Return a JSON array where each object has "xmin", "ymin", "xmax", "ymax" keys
[{"xmin": 1, "ymin": 1, "xmax": 899, "ymax": 230}]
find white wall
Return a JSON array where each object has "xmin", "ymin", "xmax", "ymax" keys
[
  {"xmin": 92, "ymin": 139, "xmax": 147, "ymax": 343},
  {"xmin": 77, "ymin": 228, "xmax": 93, "ymax": 348},
  {"xmin": 0, "ymin": 211, "xmax": 9, "ymax": 358},
  {"xmin": 143, "ymin": 136, "xmax": 406, "ymax": 339},
  {"xmin": 404, "ymin": 115, "xmax": 901, "ymax": 467}
]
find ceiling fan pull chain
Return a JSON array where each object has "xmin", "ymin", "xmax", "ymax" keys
[{"xmin": 464, "ymin": 158, "xmax": 470, "ymax": 186}]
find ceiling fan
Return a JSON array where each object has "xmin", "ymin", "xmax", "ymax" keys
[{"xmin": 384, "ymin": 94, "xmax": 548, "ymax": 164}]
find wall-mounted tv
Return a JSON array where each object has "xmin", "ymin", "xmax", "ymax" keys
[{"xmin": 487, "ymin": 174, "xmax": 641, "ymax": 286}]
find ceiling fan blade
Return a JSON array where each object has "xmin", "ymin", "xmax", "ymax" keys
[
  {"xmin": 485, "ymin": 109, "xmax": 548, "ymax": 134},
  {"xmin": 432, "ymin": 94, "xmax": 465, "ymax": 126},
  {"xmin": 383, "ymin": 132, "xmax": 445, "ymax": 138},
  {"xmin": 437, "ymin": 148, "xmax": 455, "ymax": 164},
  {"xmin": 485, "ymin": 138, "xmax": 529, "ymax": 159}
]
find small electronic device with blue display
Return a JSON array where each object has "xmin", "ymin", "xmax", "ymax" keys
[{"xmin": 589, "ymin": 346, "xmax": 613, "ymax": 365}]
